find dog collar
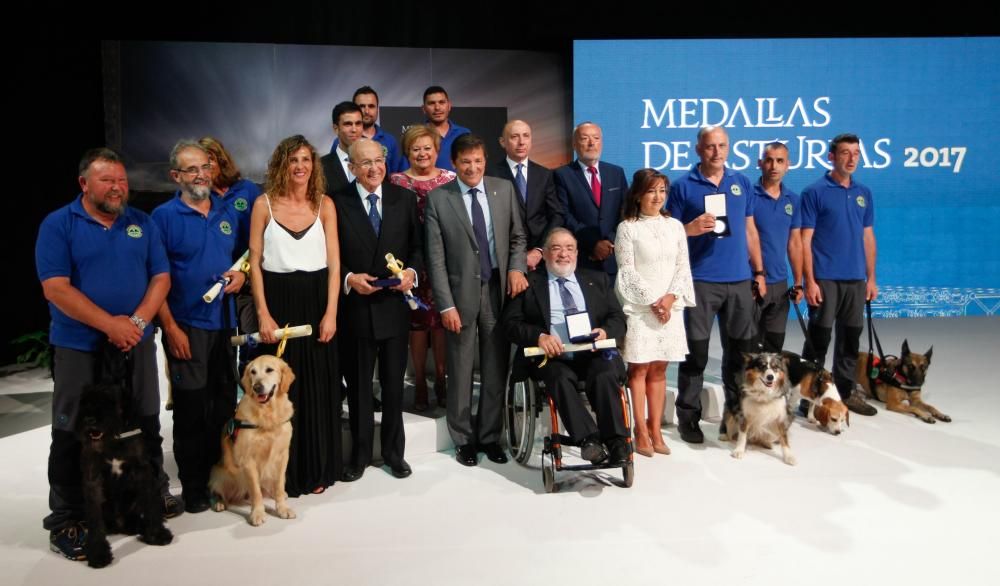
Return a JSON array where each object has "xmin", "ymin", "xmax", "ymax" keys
[
  {"xmin": 892, "ymin": 370, "xmax": 921, "ymax": 390},
  {"xmin": 115, "ymin": 428, "xmax": 142, "ymax": 440}
]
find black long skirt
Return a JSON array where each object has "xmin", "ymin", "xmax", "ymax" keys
[{"xmin": 260, "ymin": 268, "xmax": 342, "ymax": 496}]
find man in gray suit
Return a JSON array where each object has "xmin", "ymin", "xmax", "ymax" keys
[{"xmin": 424, "ymin": 134, "xmax": 528, "ymax": 467}]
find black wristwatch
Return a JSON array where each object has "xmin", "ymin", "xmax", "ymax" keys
[{"xmin": 752, "ymin": 270, "xmax": 767, "ymax": 278}]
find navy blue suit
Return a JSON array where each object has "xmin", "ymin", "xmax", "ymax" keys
[{"xmin": 553, "ymin": 161, "xmax": 628, "ymax": 275}]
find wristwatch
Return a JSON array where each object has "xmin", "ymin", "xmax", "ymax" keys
[
  {"xmin": 129, "ymin": 314, "xmax": 148, "ymax": 331},
  {"xmin": 752, "ymin": 270, "xmax": 767, "ymax": 278}
]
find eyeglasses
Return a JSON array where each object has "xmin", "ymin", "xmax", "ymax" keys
[
  {"xmin": 352, "ymin": 158, "xmax": 386, "ymax": 169},
  {"xmin": 175, "ymin": 164, "xmax": 212, "ymax": 176}
]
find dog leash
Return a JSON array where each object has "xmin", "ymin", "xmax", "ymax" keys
[
  {"xmin": 789, "ymin": 288, "xmax": 820, "ymax": 366},
  {"xmin": 865, "ymin": 300, "xmax": 887, "ymax": 385}
]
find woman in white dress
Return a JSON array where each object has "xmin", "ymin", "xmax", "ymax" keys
[{"xmin": 615, "ymin": 169, "xmax": 695, "ymax": 457}]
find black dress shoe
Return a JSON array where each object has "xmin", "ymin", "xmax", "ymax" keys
[
  {"xmin": 183, "ymin": 489, "xmax": 211, "ymax": 514},
  {"xmin": 387, "ymin": 459, "xmax": 412, "ymax": 478},
  {"xmin": 481, "ymin": 442, "xmax": 508, "ymax": 464},
  {"xmin": 580, "ymin": 436, "xmax": 609, "ymax": 464},
  {"xmin": 342, "ymin": 465, "xmax": 365, "ymax": 482},
  {"xmin": 606, "ymin": 437, "xmax": 629, "ymax": 465},
  {"xmin": 455, "ymin": 444, "xmax": 478, "ymax": 466},
  {"xmin": 679, "ymin": 420, "xmax": 704, "ymax": 444}
]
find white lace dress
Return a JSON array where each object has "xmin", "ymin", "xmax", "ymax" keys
[{"xmin": 615, "ymin": 214, "xmax": 696, "ymax": 363}]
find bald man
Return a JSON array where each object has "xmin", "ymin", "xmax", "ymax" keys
[{"xmin": 488, "ymin": 120, "xmax": 563, "ymax": 270}]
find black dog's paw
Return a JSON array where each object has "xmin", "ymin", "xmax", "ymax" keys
[
  {"xmin": 86, "ymin": 538, "xmax": 113, "ymax": 568},
  {"xmin": 938, "ymin": 414, "xmax": 952, "ymax": 423},
  {"xmin": 140, "ymin": 524, "xmax": 173, "ymax": 546}
]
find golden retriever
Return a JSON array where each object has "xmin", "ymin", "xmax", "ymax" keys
[{"xmin": 209, "ymin": 355, "xmax": 296, "ymax": 526}]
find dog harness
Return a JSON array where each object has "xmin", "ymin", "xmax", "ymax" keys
[
  {"xmin": 224, "ymin": 416, "xmax": 292, "ymax": 443},
  {"xmin": 869, "ymin": 355, "xmax": 921, "ymax": 391}
]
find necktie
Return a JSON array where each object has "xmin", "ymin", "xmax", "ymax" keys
[
  {"xmin": 367, "ymin": 193, "xmax": 381, "ymax": 236},
  {"xmin": 587, "ymin": 166, "xmax": 601, "ymax": 207},
  {"xmin": 514, "ymin": 163, "xmax": 527, "ymax": 203},
  {"xmin": 555, "ymin": 277, "xmax": 578, "ymax": 313},
  {"xmin": 469, "ymin": 188, "xmax": 492, "ymax": 281}
]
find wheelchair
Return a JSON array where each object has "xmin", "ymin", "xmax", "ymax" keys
[{"xmin": 504, "ymin": 360, "xmax": 635, "ymax": 493}]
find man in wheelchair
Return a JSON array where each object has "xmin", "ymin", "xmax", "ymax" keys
[{"xmin": 502, "ymin": 228, "xmax": 629, "ymax": 465}]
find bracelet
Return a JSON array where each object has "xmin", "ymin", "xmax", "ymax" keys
[{"xmin": 129, "ymin": 314, "xmax": 148, "ymax": 331}]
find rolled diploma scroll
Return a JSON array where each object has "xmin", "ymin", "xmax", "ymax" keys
[
  {"xmin": 522, "ymin": 338, "xmax": 617, "ymax": 357},
  {"xmin": 230, "ymin": 325, "xmax": 313, "ymax": 347},
  {"xmin": 384, "ymin": 253, "xmax": 419, "ymax": 310},
  {"xmin": 203, "ymin": 250, "xmax": 250, "ymax": 303}
]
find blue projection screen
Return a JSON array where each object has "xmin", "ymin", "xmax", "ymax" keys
[{"xmin": 574, "ymin": 38, "xmax": 1000, "ymax": 317}]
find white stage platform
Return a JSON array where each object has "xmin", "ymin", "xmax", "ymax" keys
[{"xmin": 1, "ymin": 317, "xmax": 997, "ymax": 585}]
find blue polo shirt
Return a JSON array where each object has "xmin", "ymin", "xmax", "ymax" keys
[
  {"xmin": 36, "ymin": 196, "xmax": 169, "ymax": 352},
  {"xmin": 667, "ymin": 166, "xmax": 755, "ymax": 282},
  {"xmin": 217, "ymin": 178, "xmax": 261, "ymax": 256},
  {"xmin": 331, "ymin": 124, "xmax": 408, "ymax": 174},
  {"xmin": 151, "ymin": 193, "xmax": 240, "ymax": 330},
  {"xmin": 800, "ymin": 172, "xmax": 874, "ymax": 281},
  {"xmin": 753, "ymin": 180, "xmax": 801, "ymax": 283},
  {"xmin": 435, "ymin": 120, "xmax": 471, "ymax": 172}
]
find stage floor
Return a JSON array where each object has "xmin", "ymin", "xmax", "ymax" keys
[{"xmin": 1, "ymin": 317, "xmax": 997, "ymax": 585}]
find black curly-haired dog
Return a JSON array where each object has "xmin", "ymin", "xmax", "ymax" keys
[{"xmin": 77, "ymin": 344, "xmax": 172, "ymax": 568}]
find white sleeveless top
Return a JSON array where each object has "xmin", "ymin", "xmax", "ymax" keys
[{"xmin": 261, "ymin": 194, "xmax": 328, "ymax": 273}]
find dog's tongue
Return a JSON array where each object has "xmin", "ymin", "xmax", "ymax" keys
[
  {"xmin": 89, "ymin": 431, "xmax": 104, "ymax": 440},
  {"xmin": 256, "ymin": 393, "xmax": 270, "ymax": 404}
]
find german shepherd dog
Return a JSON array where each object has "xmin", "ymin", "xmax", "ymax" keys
[
  {"xmin": 856, "ymin": 340, "xmax": 949, "ymax": 424},
  {"xmin": 78, "ymin": 344, "xmax": 173, "ymax": 568},
  {"xmin": 723, "ymin": 353, "xmax": 796, "ymax": 465}
]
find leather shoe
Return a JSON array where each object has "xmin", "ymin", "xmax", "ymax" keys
[
  {"xmin": 387, "ymin": 459, "xmax": 412, "ymax": 479},
  {"xmin": 679, "ymin": 420, "xmax": 704, "ymax": 444},
  {"xmin": 455, "ymin": 444, "xmax": 478, "ymax": 467},
  {"xmin": 606, "ymin": 437, "xmax": 629, "ymax": 466},
  {"xmin": 580, "ymin": 436, "xmax": 609, "ymax": 464},
  {"xmin": 481, "ymin": 442, "xmax": 508, "ymax": 464},
  {"xmin": 342, "ymin": 465, "xmax": 365, "ymax": 482}
]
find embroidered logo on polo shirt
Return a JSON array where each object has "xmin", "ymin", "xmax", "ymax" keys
[
  {"xmin": 233, "ymin": 198, "xmax": 248, "ymax": 212},
  {"xmin": 220, "ymin": 221, "xmax": 233, "ymax": 235},
  {"xmin": 856, "ymin": 196, "xmax": 866, "ymax": 208},
  {"xmin": 730, "ymin": 184, "xmax": 743, "ymax": 196},
  {"xmin": 126, "ymin": 225, "xmax": 143, "ymax": 238},
  {"xmin": 785, "ymin": 203, "xmax": 793, "ymax": 216},
  {"xmin": 382, "ymin": 145, "xmax": 389, "ymax": 159}
]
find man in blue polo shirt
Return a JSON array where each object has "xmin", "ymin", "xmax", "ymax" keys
[
  {"xmin": 36, "ymin": 148, "xmax": 179, "ymax": 562},
  {"xmin": 667, "ymin": 126, "xmax": 768, "ymax": 444},
  {"xmin": 752, "ymin": 142, "xmax": 803, "ymax": 352},
  {"xmin": 422, "ymin": 85, "xmax": 470, "ymax": 172},
  {"xmin": 352, "ymin": 86, "xmax": 407, "ymax": 174},
  {"xmin": 152, "ymin": 140, "xmax": 245, "ymax": 513},
  {"xmin": 800, "ymin": 133, "xmax": 879, "ymax": 416}
]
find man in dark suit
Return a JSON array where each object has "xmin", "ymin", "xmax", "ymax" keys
[
  {"xmin": 488, "ymin": 119, "xmax": 563, "ymax": 271},
  {"xmin": 334, "ymin": 138, "xmax": 423, "ymax": 481},
  {"xmin": 553, "ymin": 122, "xmax": 629, "ymax": 277},
  {"xmin": 321, "ymin": 101, "xmax": 364, "ymax": 196},
  {"xmin": 424, "ymin": 134, "xmax": 527, "ymax": 467},
  {"xmin": 502, "ymin": 228, "xmax": 629, "ymax": 464}
]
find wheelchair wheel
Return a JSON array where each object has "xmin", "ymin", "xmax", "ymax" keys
[
  {"xmin": 541, "ymin": 452, "xmax": 556, "ymax": 493},
  {"xmin": 504, "ymin": 378, "xmax": 536, "ymax": 464}
]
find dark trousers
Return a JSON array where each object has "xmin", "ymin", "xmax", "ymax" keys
[
  {"xmin": 44, "ymin": 337, "xmax": 168, "ymax": 531},
  {"xmin": 802, "ymin": 279, "xmax": 865, "ymax": 398},
  {"xmin": 755, "ymin": 280, "xmax": 791, "ymax": 352},
  {"xmin": 536, "ymin": 355, "xmax": 627, "ymax": 442},
  {"xmin": 445, "ymin": 273, "xmax": 508, "ymax": 446},
  {"xmin": 163, "ymin": 326, "xmax": 237, "ymax": 494},
  {"xmin": 677, "ymin": 280, "xmax": 755, "ymax": 424},
  {"xmin": 341, "ymin": 332, "xmax": 408, "ymax": 467}
]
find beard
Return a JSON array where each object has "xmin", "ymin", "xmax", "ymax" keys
[
  {"xmin": 547, "ymin": 260, "xmax": 576, "ymax": 278},
  {"xmin": 95, "ymin": 192, "xmax": 126, "ymax": 216},
  {"xmin": 185, "ymin": 183, "xmax": 212, "ymax": 201}
]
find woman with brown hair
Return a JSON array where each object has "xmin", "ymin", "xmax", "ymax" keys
[
  {"xmin": 248, "ymin": 135, "xmax": 342, "ymax": 495},
  {"xmin": 198, "ymin": 136, "xmax": 261, "ymax": 252},
  {"xmin": 615, "ymin": 168, "xmax": 695, "ymax": 457},
  {"xmin": 389, "ymin": 125, "xmax": 456, "ymax": 411}
]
